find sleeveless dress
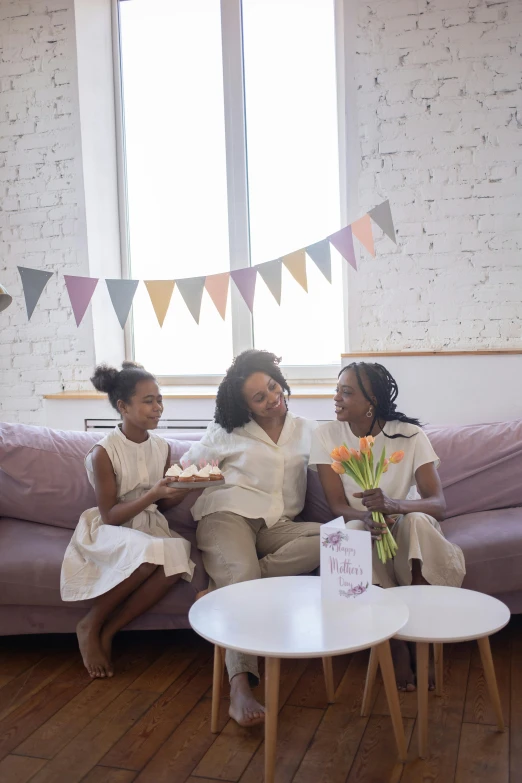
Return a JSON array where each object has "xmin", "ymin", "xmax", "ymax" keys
[{"xmin": 60, "ymin": 426, "xmax": 195, "ymax": 602}]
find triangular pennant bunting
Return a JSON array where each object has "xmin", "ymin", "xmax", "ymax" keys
[
  {"xmin": 328, "ymin": 226, "xmax": 357, "ymax": 270},
  {"xmin": 231, "ymin": 267, "xmax": 257, "ymax": 313},
  {"xmin": 144, "ymin": 280, "xmax": 175, "ymax": 327},
  {"xmin": 106, "ymin": 279, "xmax": 139, "ymax": 328},
  {"xmin": 369, "ymin": 200, "xmax": 396, "ymax": 244},
  {"xmin": 351, "ymin": 214, "xmax": 375, "ymax": 257},
  {"xmin": 205, "ymin": 272, "xmax": 229, "ymax": 320},
  {"xmin": 18, "ymin": 266, "xmax": 53, "ymax": 319},
  {"xmin": 305, "ymin": 239, "xmax": 332, "ymax": 283},
  {"xmin": 176, "ymin": 276, "xmax": 206, "ymax": 324},
  {"xmin": 282, "ymin": 249, "xmax": 308, "ymax": 292},
  {"xmin": 256, "ymin": 259, "xmax": 282, "ymax": 305},
  {"xmin": 64, "ymin": 275, "xmax": 98, "ymax": 326}
]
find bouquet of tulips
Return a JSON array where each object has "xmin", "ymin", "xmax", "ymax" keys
[{"xmin": 330, "ymin": 437, "xmax": 404, "ymax": 564}]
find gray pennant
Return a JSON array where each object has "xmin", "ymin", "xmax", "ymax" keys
[
  {"xmin": 369, "ymin": 200, "xmax": 396, "ymax": 244},
  {"xmin": 305, "ymin": 239, "xmax": 332, "ymax": 283},
  {"xmin": 106, "ymin": 279, "xmax": 139, "ymax": 328},
  {"xmin": 176, "ymin": 276, "xmax": 206, "ymax": 324},
  {"xmin": 17, "ymin": 266, "xmax": 53, "ymax": 319},
  {"xmin": 256, "ymin": 259, "xmax": 282, "ymax": 305}
]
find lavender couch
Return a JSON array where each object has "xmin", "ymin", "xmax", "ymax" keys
[{"xmin": 1, "ymin": 420, "xmax": 522, "ymax": 636}]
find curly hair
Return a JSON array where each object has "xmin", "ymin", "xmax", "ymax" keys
[
  {"xmin": 215, "ymin": 350, "xmax": 291, "ymax": 432},
  {"xmin": 91, "ymin": 361, "xmax": 156, "ymax": 412},
  {"xmin": 341, "ymin": 361, "xmax": 421, "ymax": 438}
]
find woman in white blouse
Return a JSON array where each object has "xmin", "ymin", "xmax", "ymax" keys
[
  {"xmin": 181, "ymin": 350, "xmax": 320, "ymax": 727},
  {"xmin": 310, "ymin": 362, "xmax": 465, "ymax": 691}
]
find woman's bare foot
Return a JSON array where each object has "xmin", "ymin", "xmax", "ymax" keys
[
  {"xmin": 76, "ymin": 617, "xmax": 112, "ymax": 679},
  {"xmin": 390, "ymin": 639, "xmax": 416, "ymax": 692},
  {"xmin": 229, "ymin": 673, "xmax": 265, "ymax": 727},
  {"xmin": 100, "ymin": 628, "xmax": 115, "ymax": 678}
]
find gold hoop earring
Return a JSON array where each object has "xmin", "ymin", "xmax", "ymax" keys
[{"xmin": 366, "ymin": 407, "xmax": 373, "ymax": 418}]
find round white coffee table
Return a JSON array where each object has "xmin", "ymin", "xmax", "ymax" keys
[
  {"xmin": 189, "ymin": 576, "xmax": 409, "ymax": 783},
  {"xmin": 361, "ymin": 585, "xmax": 511, "ymax": 758}
]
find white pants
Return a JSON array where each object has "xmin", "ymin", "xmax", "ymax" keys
[{"xmin": 347, "ymin": 513, "xmax": 466, "ymax": 589}]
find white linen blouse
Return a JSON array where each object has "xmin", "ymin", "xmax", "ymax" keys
[
  {"xmin": 309, "ymin": 420, "xmax": 439, "ymax": 512},
  {"xmin": 181, "ymin": 411, "xmax": 317, "ymax": 527}
]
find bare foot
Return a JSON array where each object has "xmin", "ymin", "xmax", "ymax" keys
[
  {"xmin": 391, "ymin": 639, "xmax": 416, "ymax": 692},
  {"xmin": 100, "ymin": 628, "xmax": 115, "ymax": 678},
  {"xmin": 229, "ymin": 674, "xmax": 265, "ymax": 727},
  {"xmin": 77, "ymin": 617, "xmax": 112, "ymax": 679}
]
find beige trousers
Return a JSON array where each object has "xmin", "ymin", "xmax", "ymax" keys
[
  {"xmin": 196, "ymin": 512, "xmax": 322, "ymax": 683},
  {"xmin": 347, "ymin": 512, "xmax": 466, "ymax": 589}
]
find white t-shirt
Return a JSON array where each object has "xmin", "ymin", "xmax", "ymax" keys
[
  {"xmin": 309, "ymin": 420, "xmax": 439, "ymax": 512},
  {"xmin": 181, "ymin": 411, "xmax": 317, "ymax": 527}
]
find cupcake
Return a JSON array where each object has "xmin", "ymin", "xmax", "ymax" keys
[
  {"xmin": 178, "ymin": 464, "xmax": 198, "ymax": 483},
  {"xmin": 209, "ymin": 463, "xmax": 223, "ymax": 481},
  {"xmin": 196, "ymin": 463, "xmax": 211, "ymax": 482},
  {"xmin": 165, "ymin": 464, "xmax": 182, "ymax": 481}
]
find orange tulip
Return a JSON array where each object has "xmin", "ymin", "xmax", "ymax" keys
[
  {"xmin": 359, "ymin": 437, "xmax": 372, "ymax": 454},
  {"xmin": 351, "ymin": 448, "xmax": 362, "ymax": 461},
  {"xmin": 367, "ymin": 435, "xmax": 375, "ymax": 446},
  {"xmin": 389, "ymin": 450, "xmax": 405, "ymax": 464},
  {"xmin": 331, "ymin": 461, "xmax": 345, "ymax": 475},
  {"xmin": 382, "ymin": 458, "xmax": 389, "ymax": 473},
  {"xmin": 337, "ymin": 445, "xmax": 351, "ymax": 461},
  {"xmin": 330, "ymin": 447, "xmax": 343, "ymax": 462}
]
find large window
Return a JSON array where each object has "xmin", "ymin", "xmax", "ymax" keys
[{"xmin": 117, "ymin": 0, "xmax": 347, "ymax": 379}]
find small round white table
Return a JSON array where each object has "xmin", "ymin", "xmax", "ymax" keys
[
  {"xmin": 361, "ymin": 585, "xmax": 511, "ymax": 758},
  {"xmin": 189, "ymin": 576, "xmax": 409, "ymax": 783}
]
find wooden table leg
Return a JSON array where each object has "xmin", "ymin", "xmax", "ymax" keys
[
  {"xmin": 361, "ymin": 647, "xmax": 378, "ymax": 717},
  {"xmin": 434, "ymin": 643, "xmax": 443, "ymax": 697},
  {"xmin": 211, "ymin": 645, "xmax": 224, "ymax": 733},
  {"xmin": 376, "ymin": 641, "xmax": 407, "ymax": 762},
  {"xmin": 322, "ymin": 657, "xmax": 335, "ymax": 703},
  {"xmin": 416, "ymin": 642, "xmax": 430, "ymax": 758},
  {"xmin": 265, "ymin": 657, "xmax": 281, "ymax": 783},
  {"xmin": 477, "ymin": 635, "xmax": 505, "ymax": 731}
]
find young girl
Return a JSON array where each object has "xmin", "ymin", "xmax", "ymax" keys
[{"xmin": 61, "ymin": 362, "xmax": 195, "ymax": 679}]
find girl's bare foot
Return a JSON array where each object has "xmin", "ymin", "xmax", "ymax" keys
[
  {"xmin": 229, "ymin": 673, "xmax": 265, "ymax": 727},
  {"xmin": 100, "ymin": 628, "xmax": 115, "ymax": 677},
  {"xmin": 76, "ymin": 617, "xmax": 112, "ymax": 679},
  {"xmin": 391, "ymin": 638, "xmax": 416, "ymax": 692}
]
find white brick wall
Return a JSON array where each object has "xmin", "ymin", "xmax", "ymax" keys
[
  {"xmin": 351, "ymin": 0, "xmax": 522, "ymax": 350},
  {"xmin": 0, "ymin": 0, "xmax": 95, "ymax": 424}
]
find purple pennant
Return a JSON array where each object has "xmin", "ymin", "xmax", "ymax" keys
[
  {"xmin": 64, "ymin": 275, "xmax": 99, "ymax": 326},
  {"xmin": 328, "ymin": 225, "xmax": 357, "ymax": 270},
  {"xmin": 231, "ymin": 267, "xmax": 257, "ymax": 313}
]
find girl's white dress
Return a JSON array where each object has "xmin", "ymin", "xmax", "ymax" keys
[{"xmin": 60, "ymin": 426, "xmax": 195, "ymax": 602}]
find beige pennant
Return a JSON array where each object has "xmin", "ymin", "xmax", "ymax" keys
[
  {"xmin": 205, "ymin": 272, "xmax": 229, "ymax": 320},
  {"xmin": 144, "ymin": 280, "xmax": 175, "ymax": 327},
  {"xmin": 282, "ymin": 249, "xmax": 308, "ymax": 292}
]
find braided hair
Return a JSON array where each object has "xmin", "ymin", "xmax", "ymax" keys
[
  {"xmin": 91, "ymin": 361, "xmax": 156, "ymax": 412},
  {"xmin": 215, "ymin": 350, "xmax": 291, "ymax": 433},
  {"xmin": 342, "ymin": 361, "xmax": 421, "ymax": 439}
]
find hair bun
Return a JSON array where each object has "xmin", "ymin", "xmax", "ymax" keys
[
  {"xmin": 91, "ymin": 364, "xmax": 120, "ymax": 394},
  {"xmin": 121, "ymin": 360, "xmax": 144, "ymax": 371}
]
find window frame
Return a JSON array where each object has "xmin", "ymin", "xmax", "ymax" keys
[{"xmin": 113, "ymin": 0, "xmax": 352, "ymax": 384}]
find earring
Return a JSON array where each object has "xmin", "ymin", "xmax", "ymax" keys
[{"xmin": 366, "ymin": 407, "xmax": 373, "ymax": 418}]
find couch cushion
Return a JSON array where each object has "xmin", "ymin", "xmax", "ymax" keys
[
  {"xmin": 426, "ymin": 420, "xmax": 522, "ymax": 518},
  {"xmin": 441, "ymin": 508, "xmax": 522, "ymax": 596},
  {"xmin": 0, "ymin": 516, "xmax": 208, "ymax": 608},
  {"xmin": 0, "ymin": 422, "xmax": 200, "ymax": 529}
]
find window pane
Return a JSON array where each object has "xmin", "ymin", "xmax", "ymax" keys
[
  {"xmin": 119, "ymin": 0, "xmax": 233, "ymax": 375},
  {"xmin": 242, "ymin": 0, "xmax": 344, "ymax": 365}
]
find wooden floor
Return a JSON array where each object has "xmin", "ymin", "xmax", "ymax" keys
[{"xmin": 0, "ymin": 617, "xmax": 520, "ymax": 783}]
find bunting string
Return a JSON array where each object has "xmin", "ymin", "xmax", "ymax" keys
[{"xmin": 16, "ymin": 201, "xmax": 396, "ymax": 326}]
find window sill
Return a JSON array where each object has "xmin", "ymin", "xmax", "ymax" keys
[{"xmin": 44, "ymin": 384, "xmax": 335, "ymax": 401}]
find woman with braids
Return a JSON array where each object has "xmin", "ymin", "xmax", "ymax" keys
[
  {"xmin": 310, "ymin": 362, "xmax": 465, "ymax": 691},
  {"xmin": 61, "ymin": 362, "xmax": 195, "ymax": 679},
  {"xmin": 181, "ymin": 350, "xmax": 321, "ymax": 727}
]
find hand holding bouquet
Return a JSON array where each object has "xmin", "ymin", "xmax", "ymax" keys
[{"xmin": 330, "ymin": 437, "xmax": 404, "ymax": 564}]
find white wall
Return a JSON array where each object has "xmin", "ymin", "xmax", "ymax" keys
[
  {"xmin": 349, "ymin": 0, "xmax": 522, "ymax": 351},
  {"xmin": 0, "ymin": 0, "xmax": 95, "ymax": 424}
]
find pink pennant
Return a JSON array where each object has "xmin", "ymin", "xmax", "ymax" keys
[
  {"xmin": 64, "ymin": 275, "xmax": 99, "ymax": 326},
  {"xmin": 230, "ymin": 267, "xmax": 257, "ymax": 312},
  {"xmin": 328, "ymin": 226, "xmax": 357, "ymax": 270}
]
